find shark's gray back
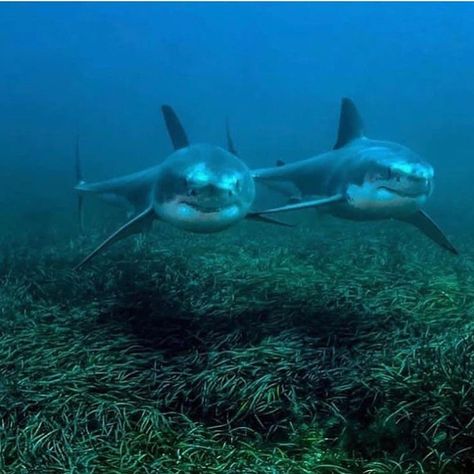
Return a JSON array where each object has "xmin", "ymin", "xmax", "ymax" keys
[
  {"xmin": 76, "ymin": 143, "xmax": 248, "ymax": 213},
  {"xmin": 254, "ymin": 137, "xmax": 424, "ymax": 197}
]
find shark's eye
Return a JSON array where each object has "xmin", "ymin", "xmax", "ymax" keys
[
  {"xmin": 367, "ymin": 168, "xmax": 393, "ymax": 182},
  {"xmin": 368, "ymin": 171, "xmax": 385, "ymax": 181},
  {"xmin": 379, "ymin": 168, "xmax": 392, "ymax": 180}
]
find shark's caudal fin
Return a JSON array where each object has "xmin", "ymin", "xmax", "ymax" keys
[
  {"xmin": 333, "ymin": 98, "xmax": 365, "ymax": 150},
  {"xmin": 161, "ymin": 105, "xmax": 190, "ymax": 150},
  {"xmin": 75, "ymin": 137, "xmax": 85, "ymax": 233},
  {"xmin": 74, "ymin": 207, "xmax": 155, "ymax": 270},
  {"xmin": 399, "ymin": 210, "xmax": 459, "ymax": 255},
  {"xmin": 225, "ymin": 118, "xmax": 238, "ymax": 155}
]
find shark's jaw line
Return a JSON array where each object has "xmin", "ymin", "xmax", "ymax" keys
[
  {"xmin": 377, "ymin": 185, "xmax": 429, "ymax": 199},
  {"xmin": 157, "ymin": 198, "xmax": 243, "ymax": 233},
  {"xmin": 180, "ymin": 199, "xmax": 227, "ymax": 214},
  {"xmin": 341, "ymin": 161, "xmax": 434, "ymax": 218},
  {"xmin": 177, "ymin": 197, "xmax": 241, "ymax": 218},
  {"xmin": 342, "ymin": 178, "xmax": 431, "ymax": 220}
]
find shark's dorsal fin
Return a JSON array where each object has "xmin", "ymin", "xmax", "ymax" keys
[
  {"xmin": 74, "ymin": 207, "xmax": 155, "ymax": 270},
  {"xmin": 333, "ymin": 98, "xmax": 364, "ymax": 150},
  {"xmin": 225, "ymin": 118, "xmax": 238, "ymax": 155},
  {"xmin": 276, "ymin": 159, "xmax": 285, "ymax": 167},
  {"xmin": 161, "ymin": 105, "xmax": 190, "ymax": 150}
]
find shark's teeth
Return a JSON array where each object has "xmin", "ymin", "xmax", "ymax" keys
[{"xmin": 181, "ymin": 201, "xmax": 224, "ymax": 214}]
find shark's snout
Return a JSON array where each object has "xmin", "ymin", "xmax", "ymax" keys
[
  {"xmin": 187, "ymin": 180, "xmax": 240, "ymax": 197},
  {"xmin": 183, "ymin": 177, "xmax": 243, "ymax": 212}
]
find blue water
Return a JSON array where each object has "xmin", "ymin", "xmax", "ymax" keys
[
  {"xmin": 2, "ymin": 5, "xmax": 474, "ymax": 472},
  {"xmin": 0, "ymin": 2, "xmax": 473, "ymax": 227}
]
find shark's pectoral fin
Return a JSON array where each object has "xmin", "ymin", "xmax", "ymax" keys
[
  {"xmin": 398, "ymin": 210, "xmax": 458, "ymax": 255},
  {"xmin": 245, "ymin": 213, "xmax": 295, "ymax": 227},
  {"xmin": 249, "ymin": 194, "xmax": 345, "ymax": 225},
  {"xmin": 255, "ymin": 194, "xmax": 346, "ymax": 215},
  {"xmin": 74, "ymin": 207, "xmax": 156, "ymax": 270}
]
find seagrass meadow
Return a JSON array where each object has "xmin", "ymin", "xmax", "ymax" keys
[{"xmin": 0, "ymin": 211, "xmax": 472, "ymax": 474}]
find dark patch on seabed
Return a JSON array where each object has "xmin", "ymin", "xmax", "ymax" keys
[{"xmin": 0, "ymin": 214, "xmax": 473, "ymax": 474}]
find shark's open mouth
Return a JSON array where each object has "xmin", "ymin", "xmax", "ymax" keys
[
  {"xmin": 182, "ymin": 201, "xmax": 225, "ymax": 214},
  {"xmin": 378, "ymin": 186, "xmax": 427, "ymax": 198}
]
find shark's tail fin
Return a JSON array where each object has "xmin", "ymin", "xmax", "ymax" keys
[{"xmin": 75, "ymin": 137, "xmax": 85, "ymax": 233}]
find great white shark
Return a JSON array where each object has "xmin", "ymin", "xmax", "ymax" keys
[
  {"xmin": 74, "ymin": 106, "xmax": 289, "ymax": 269},
  {"xmin": 253, "ymin": 98, "xmax": 458, "ymax": 254}
]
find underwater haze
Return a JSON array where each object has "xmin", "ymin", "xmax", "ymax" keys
[
  {"xmin": 1, "ymin": 2, "xmax": 474, "ymax": 222},
  {"xmin": 1, "ymin": 2, "xmax": 474, "ymax": 473}
]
